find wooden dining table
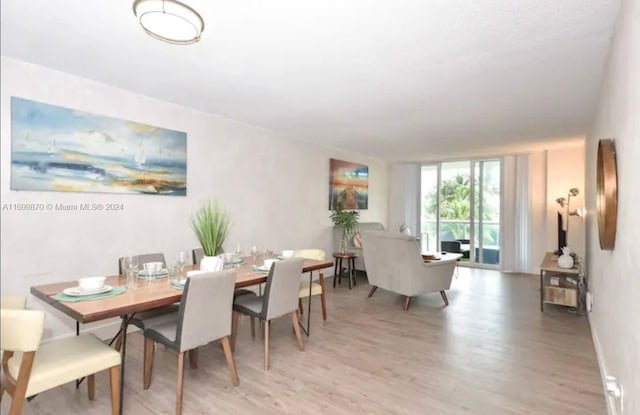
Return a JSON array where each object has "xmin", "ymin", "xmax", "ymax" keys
[{"xmin": 30, "ymin": 258, "xmax": 333, "ymax": 415}]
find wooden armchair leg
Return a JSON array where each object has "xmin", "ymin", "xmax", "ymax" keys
[
  {"xmin": 109, "ymin": 366, "xmax": 120, "ymax": 415},
  {"xmin": 298, "ymin": 298, "xmax": 304, "ymax": 314},
  {"xmin": 220, "ymin": 337, "xmax": 240, "ymax": 386},
  {"xmin": 403, "ymin": 296, "xmax": 412, "ymax": 311},
  {"xmin": 440, "ymin": 291, "xmax": 449, "ymax": 306},
  {"xmin": 368, "ymin": 286, "xmax": 378, "ymax": 298},
  {"xmin": 320, "ymin": 290, "xmax": 328, "ymax": 321},
  {"xmin": 8, "ymin": 350, "xmax": 35, "ymax": 415},
  {"xmin": 87, "ymin": 374, "xmax": 95, "ymax": 400},
  {"xmin": 143, "ymin": 337, "xmax": 155, "ymax": 389}
]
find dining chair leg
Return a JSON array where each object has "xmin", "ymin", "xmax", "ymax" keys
[
  {"xmin": 143, "ymin": 337, "xmax": 155, "ymax": 389},
  {"xmin": 188, "ymin": 348, "xmax": 198, "ymax": 369},
  {"xmin": 87, "ymin": 374, "xmax": 95, "ymax": 400},
  {"xmin": 368, "ymin": 286, "xmax": 378, "ymax": 298},
  {"xmin": 220, "ymin": 337, "xmax": 239, "ymax": 387},
  {"xmin": 109, "ymin": 366, "xmax": 120, "ymax": 415},
  {"xmin": 264, "ymin": 320, "xmax": 270, "ymax": 371},
  {"xmin": 440, "ymin": 291, "xmax": 449, "ymax": 306},
  {"xmin": 298, "ymin": 298, "xmax": 304, "ymax": 314},
  {"xmin": 9, "ymin": 351, "xmax": 35, "ymax": 415},
  {"xmin": 231, "ymin": 311, "xmax": 239, "ymax": 352},
  {"xmin": 250, "ymin": 317, "xmax": 256, "ymax": 339},
  {"xmin": 176, "ymin": 352, "xmax": 185, "ymax": 415},
  {"xmin": 290, "ymin": 312, "xmax": 305, "ymax": 351}
]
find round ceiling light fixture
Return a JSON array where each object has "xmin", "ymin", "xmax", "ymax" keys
[{"xmin": 133, "ymin": 0, "xmax": 204, "ymax": 45}]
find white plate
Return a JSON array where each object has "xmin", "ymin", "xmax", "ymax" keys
[
  {"xmin": 254, "ymin": 265, "xmax": 270, "ymax": 272},
  {"xmin": 63, "ymin": 285, "xmax": 112, "ymax": 297},
  {"xmin": 136, "ymin": 269, "xmax": 169, "ymax": 277},
  {"xmin": 177, "ymin": 278, "xmax": 187, "ymax": 285}
]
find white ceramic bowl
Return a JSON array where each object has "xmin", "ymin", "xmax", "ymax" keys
[
  {"xmin": 281, "ymin": 250, "xmax": 295, "ymax": 258},
  {"xmin": 263, "ymin": 258, "xmax": 278, "ymax": 269},
  {"xmin": 143, "ymin": 262, "xmax": 163, "ymax": 275},
  {"xmin": 78, "ymin": 276, "xmax": 106, "ymax": 292}
]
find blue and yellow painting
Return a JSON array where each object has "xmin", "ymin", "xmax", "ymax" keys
[{"xmin": 11, "ymin": 97, "xmax": 187, "ymax": 195}]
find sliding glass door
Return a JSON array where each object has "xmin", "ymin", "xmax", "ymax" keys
[{"xmin": 420, "ymin": 158, "xmax": 501, "ymax": 267}]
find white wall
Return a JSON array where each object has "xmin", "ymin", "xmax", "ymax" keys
[
  {"xmin": 545, "ymin": 144, "xmax": 586, "ymax": 258},
  {"xmin": 0, "ymin": 57, "xmax": 389, "ymax": 340},
  {"xmin": 585, "ymin": 0, "xmax": 639, "ymax": 413}
]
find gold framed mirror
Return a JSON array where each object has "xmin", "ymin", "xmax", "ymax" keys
[{"xmin": 596, "ymin": 139, "xmax": 618, "ymax": 250}]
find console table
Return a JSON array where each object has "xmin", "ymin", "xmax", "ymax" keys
[{"xmin": 539, "ymin": 252, "xmax": 580, "ymax": 312}]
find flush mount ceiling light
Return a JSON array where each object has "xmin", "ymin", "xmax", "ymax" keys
[{"xmin": 133, "ymin": 0, "xmax": 204, "ymax": 45}]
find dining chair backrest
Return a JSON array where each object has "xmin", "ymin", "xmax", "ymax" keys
[
  {"xmin": 118, "ymin": 253, "xmax": 166, "ymax": 274},
  {"xmin": 192, "ymin": 248, "xmax": 204, "ymax": 266},
  {"xmin": 262, "ymin": 258, "xmax": 304, "ymax": 320},
  {"xmin": 176, "ymin": 270, "xmax": 236, "ymax": 352},
  {"xmin": 1, "ymin": 295, "xmax": 27, "ymax": 310},
  {"xmin": 1, "ymin": 308, "xmax": 44, "ymax": 352},
  {"xmin": 293, "ymin": 249, "xmax": 326, "ymax": 261}
]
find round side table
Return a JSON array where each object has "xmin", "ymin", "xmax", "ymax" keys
[{"xmin": 332, "ymin": 252, "xmax": 358, "ymax": 289}]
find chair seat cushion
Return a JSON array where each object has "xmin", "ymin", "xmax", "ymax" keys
[
  {"xmin": 232, "ymin": 293, "xmax": 263, "ymax": 318},
  {"xmin": 299, "ymin": 281, "xmax": 323, "ymax": 298},
  {"xmin": 129, "ymin": 304, "xmax": 179, "ymax": 330},
  {"xmin": 144, "ymin": 320, "xmax": 179, "ymax": 350},
  {"xmin": 7, "ymin": 334, "xmax": 120, "ymax": 397}
]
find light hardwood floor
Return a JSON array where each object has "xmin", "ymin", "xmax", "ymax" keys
[{"xmin": 4, "ymin": 268, "xmax": 606, "ymax": 414}]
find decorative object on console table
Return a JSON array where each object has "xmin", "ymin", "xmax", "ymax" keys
[
  {"xmin": 557, "ymin": 246, "xmax": 575, "ymax": 269},
  {"xmin": 328, "ymin": 158, "xmax": 369, "ymax": 210},
  {"xmin": 190, "ymin": 200, "xmax": 231, "ymax": 271},
  {"xmin": 10, "ymin": 97, "xmax": 187, "ymax": 195},
  {"xmin": 596, "ymin": 139, "xmax": 618, "ymax": 250}
]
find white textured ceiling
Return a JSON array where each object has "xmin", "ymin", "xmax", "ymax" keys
[{"xmin": 0, "ymin": 0, "xmax": 621, "ymax": 161}]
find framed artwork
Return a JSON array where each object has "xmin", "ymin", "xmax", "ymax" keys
[
  {"xmin": 10, "ymin": 97, "xmax": 187, "ymax": 195},
  {"xmin": 329, "ymin": 158, "xmax": 369, "ymax": 210}
]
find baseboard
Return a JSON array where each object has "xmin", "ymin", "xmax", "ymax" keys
[{"xmin": 588, "ymin": 314, "xmax": 616, "ymax": 415}]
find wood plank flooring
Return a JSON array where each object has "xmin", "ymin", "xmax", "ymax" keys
[{"xmin": 3, "ymin": 268, "xmax": 606, "ymax": 414}]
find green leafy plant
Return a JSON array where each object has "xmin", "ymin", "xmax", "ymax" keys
[
  {"xmin": 330, "ymin": 204, "xmax": 360, "ymax": 248},
  {"xmin": 190, "ymin": 200, "xmax": 231, "ymax": 256}
]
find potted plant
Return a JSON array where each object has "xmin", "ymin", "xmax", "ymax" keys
[
  {"xmin": 190, "ymin": 200, "xmax": 231, "ymax": 270},
  {"xmin": 330, "ymin": 204, "xmax": 360, "ymax": 253}
]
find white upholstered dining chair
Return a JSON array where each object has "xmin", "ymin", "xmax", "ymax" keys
[
  {"xmin": 1, "ymin": 300, "xmax": 121, "ymax": 415},
  {"xmin": 295, "ymin": 249, "xmax": 328, "ymax": 323}
]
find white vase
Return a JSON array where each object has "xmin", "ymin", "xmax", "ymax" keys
[
  {"xmin": 557, "ymin": 247, "xmax": 574, "ymax": 269},
  {"xmin": 200, "ymin": 255, "xmax": 223, "ymax": 272}
]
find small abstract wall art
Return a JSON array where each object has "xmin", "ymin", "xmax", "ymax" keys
[
  {"xmin": 10, "ymin": 97, "xmax": 187, "ymax": 195},
  {"xmin": 329, "ymin": 158, "xmax": 369, "ymax": 210}
]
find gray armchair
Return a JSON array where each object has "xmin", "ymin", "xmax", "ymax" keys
[{"xmin": 361, "ymin": 231, "xmax": 457, "ymax": 310}]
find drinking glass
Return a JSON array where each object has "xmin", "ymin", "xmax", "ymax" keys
[
  {"xmin": 167, "ymin": 264, "xmax": 178, "ymax": 287},
  {"xmin": 177, "ymin": 251, "xmax": 189, "ymax": 273},
  {"xmin": 250, "ymin": 245, "xmax": 259, "ymax": 265},
  {"xmin": 235, "ymin": 243, "xmax": 242, "ymax": 262},
  {"xmin": 123, "ymin": 256, "xmax": 138, "ymax": 289}
]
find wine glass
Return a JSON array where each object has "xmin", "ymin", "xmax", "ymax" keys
[
  {"xmin": 235, "ymin": 243, "xmax": 242, "ymax": 262},
  {"xmin": 250, "ymin": 245, "xmax": 258, "ymax": 265},
  {"xmin": 177, "ymin": 251, "xmax": 188, "ymax": 273}
]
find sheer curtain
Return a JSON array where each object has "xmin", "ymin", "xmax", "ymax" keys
[
  {"xmin": 389, "ymin": 163, "xmax": 420, "ymax": 236},
  {"xmin": 501, "ymin": 154, "xmax": 531, "ymax": 272}
]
